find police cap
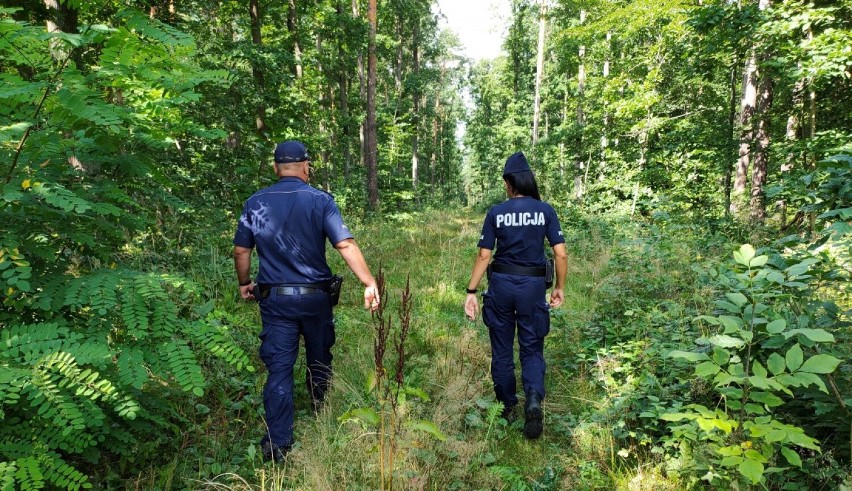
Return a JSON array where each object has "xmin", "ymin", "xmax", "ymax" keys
[
  {"xmin": 274, "ymin": 140, "xmax": 310, "ymax": 164},
  {"xmin": 503, "ymin": 151, "xmax": 530, "ymax": 176}
]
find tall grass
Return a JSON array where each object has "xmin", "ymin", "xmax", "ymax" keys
[{"xmin": 126, "ymin": 208, "xmax": 697, "ymax": 490}]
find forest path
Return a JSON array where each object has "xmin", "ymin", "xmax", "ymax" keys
[{"xmin": 247, "ymin": 207, "xmax": 622, "ymax": 490}]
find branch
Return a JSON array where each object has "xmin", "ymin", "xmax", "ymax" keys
[{"xmin": 4, "ymin": 19, "xmax": 96, "ymax": 184}]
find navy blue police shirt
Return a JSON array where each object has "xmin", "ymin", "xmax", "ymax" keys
[
  {"xmin": 477, "ymin": 197, "xmax": 564, "ymax": 267},
  {"xmin": 233, "ymin": 176, "xmax": 353, "ymax": 285}
]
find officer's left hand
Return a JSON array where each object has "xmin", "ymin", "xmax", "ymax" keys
[
  {"xmin": 239, "ymin": 282, "xmax": 256, "ymax": 300},
  {"xmin": 464, "ymin": 293, "xmax": 479, "ymax": 321},
  {"xmin": 549, "ymin": 288, "xmax": 564, "ymax": 309}
]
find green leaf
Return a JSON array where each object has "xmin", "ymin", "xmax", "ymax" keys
[
  {"xmin": 709, "ymin": 335, "xmax": 745, "ymax": 349},
  {"xmin": 695, "ymin": 362, "xmax": 721, "ymax": 377},
  {"xmin": 786, "ymin": 429, "xmax": 820, "ymax": 451},
  {"xmin": 749, "ymin": 376, "xmax": 773, "ymax": 390},
  {"xmin": 726, "ymin": 293, "xmax": 748, "ymax": 308},
  {"xmin": 784, "ymin": 329, "xmax": 835, "ymax": 343},
  {"xmin": 786, "ymin": 344, "xmax": 803, "ymax": 372},
  {"xmin": 766, "ymin": 319, "xmax": 786, "ymax": 334},
  {"xmin": 785, "ymin": 259, "xmax": 817, "ymax": 278},
  {"xmin": 718, "ymin": 316, "xmax": 741, "ymax": 333},
  {"xmin": 407, "ymin": 420, "xmax": 447, "ymax": 441},
  {"xmin": 744, "ymin": 449, "xmax": 768, "ymax": 463},
  {"xmin": 766, "ymin": 271, "xmax": 785, "ymax": 284},
  {"xmin": 738, "ymin": 458, "xmax": 764, "ymax": 484},
  {"xmin": 749, "ymin": 255, "xmax": 768, "ymax": 268},
  {"xmin": 799, "ymin": 354, "xmax": 841, "ymax": 374},
  {"xmin": 340, "ymin": 407, "xmax": 379, "ymax": 426},
  {"xmin": 668, "ymin": 350, "xmax": 710, "ymax": 362},
  {"xmin": 734, "ymin": 244, "xmax": 756, "ymax": 267},
  {"xmin": 765, "ymin": 429, "xmax": 787, "ymax": 442},
  {"xmin": 715, "ymin": 301, "xmax": 742, "ymax": 314},
  {"xmin": 749, "ymin": 391, "xmax": 784, "ymax": 407},
  {"xmin": 717, "ymin": 446, "xmax": 743, "ymax": 457},
  {"xmin": 694, "ymin": 315, "xmax": 720, "ymax": 325},
  {"xmin": 780, "ymin": 447, "xmax": 802, "ymax": 467},
  {"xmin": 720, "ymin": 455, "xmax": 744, "ymax": 466},
  {"xmin": 767, "ymin": 353, "xmax": 786, "ymax": 375},
  {"xmin": 712, "ymin": 348, "xmax": 731, "ymax": 366},
  {"xmin": 660, "ymin": 413, "xmax": 692, "ymax": 422},
  {"xmin": 752, "ymin": 361, "xmax": 768, "ymax": 378},
  {"xmin": 794, "ymin": 372, "xmax": 828, "ymax": 393}
]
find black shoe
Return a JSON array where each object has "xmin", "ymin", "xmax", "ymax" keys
[
  {"xmin": 501, "ymin": 403, "xmax": 516, "ymax": 423},
  {"xmin": 261, "ymin": 441, "xmax": 291, "ymax": 463},
  {"xmin": 524, "ymin": 393, "xmax": 543, "ymax": 439}
]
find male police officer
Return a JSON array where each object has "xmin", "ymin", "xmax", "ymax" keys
[{"xmin": 234, "ymin": 140, "xmax": 380, "ymax": 462}]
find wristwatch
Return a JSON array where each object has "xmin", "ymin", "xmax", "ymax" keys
[
  {"xmin": 239, "ymin": 279, "xmax": 252, "ymax": 286},
  {"xmin": 466, "ymin": 288, "xmax": 477, "ymax": 294}
]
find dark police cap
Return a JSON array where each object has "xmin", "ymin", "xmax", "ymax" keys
[
  {"xmin": 503, "ymin": 151, "xmax": 530, "ymax": 176},
  {"xmin": 274, "ymin": 140, "xmax": 310, "ymax": 163}
]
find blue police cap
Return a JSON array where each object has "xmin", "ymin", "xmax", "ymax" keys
[
  {"xmin": 503, "ymin": 151, "xmax": 530, "ymax": 176},
  {"xmin": 274, "ymin": 140, "xmax": 310, "ymax": 163}
]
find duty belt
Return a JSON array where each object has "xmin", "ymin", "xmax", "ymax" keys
[
  {"xmin": 258, "ymin": 281, "xmax": 331, "ymax": 299},
  {"xmin": 489, "ymin": 263, "xmax": 546, "ymax": 277}
]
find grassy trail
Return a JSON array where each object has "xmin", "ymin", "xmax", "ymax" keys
[{"xmin": 183, "ymin": 208, "xmax": 677, "ymax": 490}]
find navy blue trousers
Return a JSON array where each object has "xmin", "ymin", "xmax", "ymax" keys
[
  {"xmin": 258, "ymin": 289, "xmax": 335, "ymax": 448},
  {"xmin": 482, "ymin": 272, "xmax": 550, "ymax": 409}
]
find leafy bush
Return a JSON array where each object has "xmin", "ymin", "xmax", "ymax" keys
[{"xmin": 662, "ymin": 244, "xmax": 846, "ymax": 487}]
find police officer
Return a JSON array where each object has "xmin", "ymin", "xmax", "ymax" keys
[
  {"xmin": 464, "ymin": 151, "xmax": 567, "ymax": 439},
  {"xmin": 233, "ymin": 140, "xmax": 380, "ymax": 462}
]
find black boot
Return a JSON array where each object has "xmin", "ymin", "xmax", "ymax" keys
[
  {"xmin": 501, "ymin": 403, "xmax": 516, "ymax": 423},
  {"xmin": 261, "ymin": 441, "xmax": 291, "ymax": 463},
  {"xmin": 523, "ymin": 392, "xmax": 543, "ymax": 439}
]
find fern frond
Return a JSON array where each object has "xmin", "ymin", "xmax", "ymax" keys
[
  {"xmin": 0, "ymin": 460, "xmax": 16, "ymax": 491},
  {"xmin": 119, "ymin": 286, "xmax": 149, "ymax": 340},
  {"xmin": 11, "ymin": 456, "xmax": 43, "ymax": 490},
  {"xmin": 115, "ymin": 348, "xmax": 147, "ymax": 391},
  {"xmin": 41, "ymin": 351, "xmax": 118, "ymax": 403},
  {"xmin": 159, "ymin": 340, "xmax": 205, "ymax": 397},
  {"xmin": 39, "ymin": 451, "xmax": 91, "ymax": 490},
  {"xmin": 188, "ymin": 320, "xmax": 254, "ymax": 373}
]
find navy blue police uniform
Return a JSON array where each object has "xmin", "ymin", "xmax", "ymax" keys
[
  {"xmin": 233, "ymin": 145, "xmax": 352, "ymax": 452},
  {"xmin": 478, "ymin": 163, "xmax": 564, "ymax": 413}
]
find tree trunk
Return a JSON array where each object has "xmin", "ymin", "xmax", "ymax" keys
[
  {"xmin": 44, "ymin": 0, "xmax": 77, "ymax": 62},
  {"xmin": 249, "ymin": 0, "xmax": 267, "ymax": 140},
  {"xmin": 750, "ymin": 73, "xmax": 773, "ymax": 223},
  {"xmin": 725, "ymin": 60, "xmax": 739, "ymax": 217},
  {"xmin": 531, "ymin": 0, "xmax": 547, "ymax": 151},
  {"xmin": 778, "ymin": 75, "xmax": 804, "ymax": 227},
  {"xmin": 599, "ymin": 30, "xmax": 611, "ymax": 182},
  {"xmin": 732, "ymin": 0, "xmax": 770, "ymax": 216},
  {"xmin": 365, "ymin": 0, "xmax": 379, "ymax": 209},
  {"xmin": 574, "ymin": 10, "xmax": 586, "ymax": 201},
  {"xmin": 354, "ymin": 0, "xmax": 366, "ymax": 167},
  {"xmin": 288, "ymin": 0, "xmax": 303, "ymax": 79},
  {"xmin": 338, "ymin": 1, "xmax": 352, "ymax": 178},
  {"xmin": 411, "ymin": 19, "xmax": 420, "ymax": 189}
]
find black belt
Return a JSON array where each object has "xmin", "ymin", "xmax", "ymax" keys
[
  {"xmin": 272, "ymin": 286, "xmax": 326, "ymax": 296},
  {"xmin": 259, "ymin": 281, "xmax": 331, "ymax": 299},
  {"xmin": 489, "ymin": 263, "xmax": 546, "ymax": 277}
]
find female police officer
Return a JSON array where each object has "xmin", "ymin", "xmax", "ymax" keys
[{"xmin": 464, "ymin": 151, "xmax": 567, "ymax": 439}]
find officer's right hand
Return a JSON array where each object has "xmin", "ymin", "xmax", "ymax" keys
[
  {"xmin": 239, "ymin": 282, "xmax": 256, "ymax": 300},
  {"xmin": 464, "ymin": 293, "xmax": 479, "ymax": 321},
  {"xmin": 364, "ymin": 286, "xmax": 380, "ymax": 312}
]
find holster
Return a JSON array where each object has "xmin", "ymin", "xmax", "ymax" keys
[
  {"xmin": 328, "ymin": 275, "xmax": 344, "ymax": 306},
  {"xmin": 545, "ymin": 258, "xmax": 554, "ymax": 289}
]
